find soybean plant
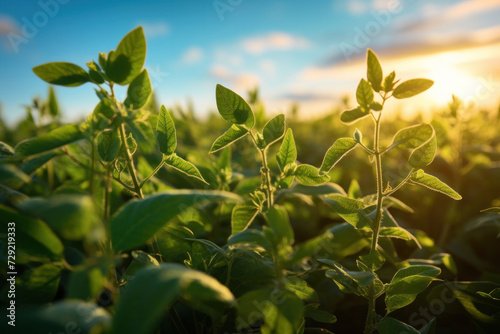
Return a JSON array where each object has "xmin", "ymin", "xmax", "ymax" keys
[{"xmin": 319, "ymin": 49, "xmax": 462, "ymax": 333}]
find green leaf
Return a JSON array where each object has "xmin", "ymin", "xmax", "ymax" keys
[
  {"xmin": 119, "ymin": 250, "xmax": 160, "ymax": 285},
  {"xmin": 322, "ymin": 259, "xmax": 377, "ymax": 296},
  {"xmin": 390, "ymin": 124, "xmax": 433, "ymax": 149},
  {"xmin": 164, "ymin": 153, "xmax": 208, "ymax": 184},
  {"xmin": 110, "ymin": 190, "xmax": 241, "ymax": 252},
  {"xmin": 237, "ymin": 287, "xmax": 303, "ymax": 333},
  {"xmin": 324, "ymin": 194, "xmax": 371, "ymax": 228},
  {"xmin": 4, "ymin": 263, "xmax": 63, "ymax": 304},
  {"xmin": 367, "ymin": 49, "xmax": 383, "ymax": 92},
  {"xmin": 124, "ymin": 69, "xmax": 151, "ymax": 109},
  {"xmin": 227, "ymin": 229, "xmax": 271, "ymax": 252},
  {"xmin": 47, "ymin": 86, "xmax": 60, "ymax": 117},
  {"xmin": 410, "ymin": 169, "xmax": 462, "ymax": 200},
  {"xmin": 209, "ymin": 124, "xmax": 248, "ymax": 153},
  {"xmin": 215, "ymin": 84, "xmax": 254, "ymax": 128},
  {"xmin": 356, "ymin": 78, "xmax": 374, "ymax": 106},
  {"xmin": 377, "ymin": 317, "xmax": 420, "ymax": 334},
  {"xmin": 6, "ymin": 301, "xmax": 110, "ymax": 334},
  {"xmin": 33, "ymin": 62, "xmax": 90, "ymax": 87},
  {"xmin": 379, "ymin": 227, "xmax": 415, "ymax": 241},
  {"xmin": 277, "ymin": 128, "xmax": 297, "ymax": 172},
  {"xmin": 383, "ymin": 71, "xmax": 397, "ymax": 92},
  {"xmin": 386, "ymin": 265, "xmax": 441, "ymax": 314},
  {"xmin": 15, "ymin": 124, "xmax": 85, "ymax": 156},
  {"xmin": 231, "ymin": 205, "xmax": 259, "ymax": 235},
  {"xmin": 0, "ymin": 164, "xmax": 30, "ymax": 189},
  {"xmin": 96, "ymin": 128, "xmax": 121, "ymax": 163},
  {"xmin": 341, "ymin": 107, "xmax": 370, "ymax": 124},
  {"xmin": 320, "ymin": 138, "xmax": 357, "ymax": 173},
  {"xmin": 67, "ymin": 265, "xmax": 105, "ymax": 301},
  {"xmin": 262, "ymin": 114, "xmax": 285, "ymax": 146},
  {"xmin": 106, "ymin": 26, "xmax": 146, "ymax": 85},
  {"xmin": 0, "ymin": 141, "xmax": 15, "ymax": 156},
  {"xmin": 265, "ymin": 205, "xmax": 294, "ymax": 246},
  {"xmin": 389, "ymin": 124, "xmax": 437, "ymax": 167},
  {"xmin": 17, "ymin": 195, "xmax": 95, "ymax": 240},
  {"xmin": 156, "ymin": 105, "xmax": 177, "ymax": 155},
  {"xmin": 286, "ymin": 277, "xmax": 319, "ymax": 302},
  {"xmin": 358, "ymin": 250, "xmax": 385, "ymax": 272},
  {"xmin": 304, "ymin": 304, "xmax": 337, "ymax": 324},
  {"xmin": 112, "ymin": 264, "xmax": 235, "ymax": 334},
  {"xmin": 419, "ymin": 318, "xmax": 437, "ymax": 334},
  {"xmin": 409, "ymin": 132, "xmax": 436, "ymax": 168},
  {"xmin": 0, "ymin": 205, "xmax": 63, "ymax": 263},
  {"xmin": 393, "ymin": 79, "xmax": 434, "ymax": 99},
  {"xmin": 20, "ymin": 151, "xmax": 59, "ymax": 175},
  {"xmin": 294, "ymin": 164, "xmax": 330, "ymax": 186},
  {"xmin": 481, "ymin": 207, "xmax": 500, "ymax": 214},
  {"xmin": 126, "ymin": 119, "xmax": 156, "ymax": 153}
]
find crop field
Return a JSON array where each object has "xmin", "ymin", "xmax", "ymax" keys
[{"xmin": 1, "ymin": 5, "xmax": 500, "ymax": 334}]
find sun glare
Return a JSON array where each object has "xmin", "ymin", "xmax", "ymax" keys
[{"xmin": 420, "ymin": 52, "xmax": 484, "ymax": 106}]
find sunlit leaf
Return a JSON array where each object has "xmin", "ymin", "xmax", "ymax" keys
[
  {"xmin": 320, "ymin": 138, "xmax": 357, "ymax": 173},
  {"xmin": 392, "ymin": 79, "xmax": 434, "ymax": 99},
  {"xmin": 276, "ymin": 128, "xmax": 297, "ymax": 172},
  {"xmin": 215, "ymin": 84, "xmax": 254, "ymax": 128},
  {"xmin": 33, "ymin": 62, "xmax": 90, "ymax": 87},
  {"xmin": 97, "ymin": 128, "xmax": 121, "ymax": 163},
  {"xmin": 164, "ymin": 153, "xmax": 208, "ymax": 184},
  {"xmin": 262, "ymin": 114, "xmax": 285, "ymax": 146},
  {"xmin": 410, "ymin": 169, "xmax": 462, "ymax": 200},
  {"xmin": 156, "ymin": 105, "xmax": 177, "ymax": 155},
  {"xmin": 124, "ymin": 69, "xmax": 151, "ymax": 109},
  {"xmin": 294, "ymin": 164, "xmax": 330, "ymax": 186},
  {"xmin": 231, "ymin": 205, "xmax": 259, "ymax": 235},
  {"xmin": 110, "ymin": 190, "xmax": 241, "ymax": 252},
  {"xmin": 356, "ymin": 78, "xmax": 374, "ymax": 106},
  {"xmin": 210, "ymin": 124, "xmax": 248, "ymax": 153},
  {"xmin": 367, "ymin": 49, "xmax": 383, "ymax": 92},
  {"xmin": 385, "ymin": 265, "xmax": 441, "ymax": 313},
  {"xmin": 15, "ymin": 124, "xmax": 85, "ymax": 156},
  {"xmin": 106, "ymin": 26, "xmax": 146, "ymax": 85},
  {"xmin": 341, "ymin": 107, "xmax": 370, "ymax": 124}
]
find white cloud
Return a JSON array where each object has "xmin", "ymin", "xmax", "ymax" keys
[
  {"xmin": 181, "ymin": 46, "xmax": 203, "ymax": 65},
  {"xmin": 210, "ymin": 64, "xmax": 231, "ymax": 79},
  {"xmin": 241, "ymin": 32, "xmax": 309, "ymax": 54},
  {"xmin": 447, "ymin": 0, "xmax": 500, "ymax": 20},
  {"xmin": 259, "ymin": 59, "xmax": 276, "ymax": 76},
  {"xmin": 140, "ymin": 22, "xmax": 169, "ymax": 37},
  {"xmin": 210, "ymin": 64, "xmax": 259, "ymax": 91},
  {"xmin": 0, "ymin": 16, "xmax": 20, "ymax": 52},
  {"xmin": 214, "ymin": 49, "xmax": 243, "ymax": 66},
  {"xmin": 346, "ymin": 1, "xmax": 368, "ymax": 14}
]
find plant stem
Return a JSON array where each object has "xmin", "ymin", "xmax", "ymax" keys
[
  {"xmin": 103, "ymin": 165, "xmax": 112, "ymax": 222},
  {"xmin": 259, "ymin": 147, "xmax": 274, "ymax": 209},
  {"xmin": 118, "ymin": 122, "xmax": 143, "ymax": 198},
  {"xmin": 248, "ymin": 131, "xmax": 274, "ymax": 209},
  {"xmin": 364, "ymin": 115, "xmax": 384, "ymax": 334},
  {"xmin": 139, "ymin": 158, "xmax": 166, "ymax": 188},
  {"xmin": 89, "ymin": 137, "xmax": 95, "ymax": 196}
]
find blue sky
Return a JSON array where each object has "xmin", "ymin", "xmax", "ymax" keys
[{"xmin": 1, "ymin": 0, "xmax": 500, "ymax": 125}]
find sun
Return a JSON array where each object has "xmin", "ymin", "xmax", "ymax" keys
[{"xmin": 421, "ymin": 53, "xmax": 482, "ymax": 106}]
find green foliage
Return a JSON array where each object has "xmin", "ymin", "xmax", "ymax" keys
[
  {"xmin": 15, "ymin": 124, "xmax": 85, "ymax": 156},
  {"xmin": 2, "ymin": 28, "xmax": 493, "ymax": 334},
  {"xmin": 110, "ymin": 190, "xmax": 240, "ymax": 251},
  {"xmin": 33, "ymin": 62, "xmax": 90, "ymax": 87},
  {"xmin": 112, "ymin": 264, "xmax": 235, "ymax": 334}
]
